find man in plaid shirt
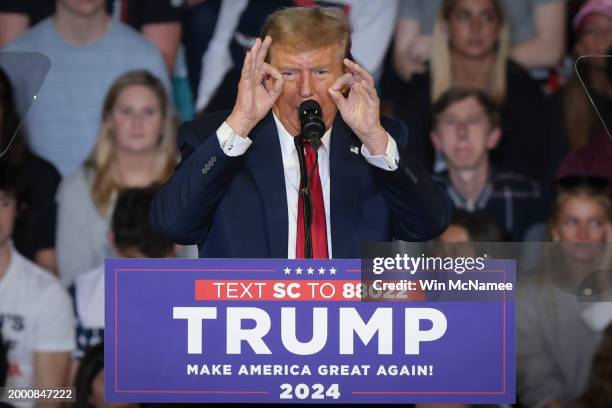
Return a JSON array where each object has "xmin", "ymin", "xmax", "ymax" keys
[{"xmin": 431, "ymin": 88, "xmax": 548, "ymax": 241}]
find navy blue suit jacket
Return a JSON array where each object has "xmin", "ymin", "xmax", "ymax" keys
[{"xmin": 150, "ymin": 111, "xmax": 451, "ymax": 258}]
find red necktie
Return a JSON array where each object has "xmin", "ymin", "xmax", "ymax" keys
[{"xmin": 296, "ymin": 141, "xmax": 329, "ymax": 259}]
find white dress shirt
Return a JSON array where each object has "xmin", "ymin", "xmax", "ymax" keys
[{"xmin": 216, "ymin": 114, "xmax": 399, "ymax": 258}]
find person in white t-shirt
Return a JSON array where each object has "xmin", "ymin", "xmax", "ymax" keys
[{"xmin": 0, "ymin": 164, "xmax": 74, "ymax": 407}]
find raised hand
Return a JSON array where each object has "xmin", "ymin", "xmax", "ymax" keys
[
  {"xmin": 227, "ymin": 36, "xmax": 283, "ymax": 137},
  {"xmin": 328, "ymin": 59, "xmax": 388, "ymax": 155}
]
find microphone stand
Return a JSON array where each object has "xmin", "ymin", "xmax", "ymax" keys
[{"xmin": 294, "ymin": 135, "xmax": 320, "ymax": 259}]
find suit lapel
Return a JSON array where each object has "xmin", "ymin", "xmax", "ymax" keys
[
  {"xmin": 330, "ymin": 116, "xmax": 366, "ymax": 258},
  {"xmin": 246, "ymin": 113, "xmax": 288, "ymax": 258}
]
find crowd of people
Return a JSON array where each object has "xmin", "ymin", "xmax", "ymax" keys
[{"xmin": 0, "ymin": 0, "xmax": 611, "ymax": 407}]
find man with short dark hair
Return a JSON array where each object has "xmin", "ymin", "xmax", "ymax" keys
[
  {"xmin": 431, "ymin": 88, "xmax": 547, "ymax": 241},
  {"xmin": 72, "ymin": 186, "xmax": 176, "ymax": 359},
  {"xmin": 151, "ymin": 6, "xmax": 452, "ymax": 258}
]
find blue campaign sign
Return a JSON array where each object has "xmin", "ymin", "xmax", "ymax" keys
[{"xmin": 105, "ymin": 258, "xmax": 515, "ymax": 404}]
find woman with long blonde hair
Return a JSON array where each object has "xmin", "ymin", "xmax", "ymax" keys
[
  {"xmin": 56, "ymin": 70, "xmax": 177, "ymax": 285},
  {"xmin": 430, "ymin": 0, "xmax": 510, "ymax": 104},
  {"xmin": 390, "ymin": 0, "xmax": 549, "ymax": 181}
]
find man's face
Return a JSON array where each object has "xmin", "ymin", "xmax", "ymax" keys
[
  {"xmin": 57, "ymin": 0, "xmax": 107, "ymax": 18},
  {"xmin": 551, "ymin": 195, "xmax": 611, "ymax": 262},
  {"xmin": 552, "ymin": 196, "xmax": 610, "ymax": 244},
  {"xmin": 447, "ymin": 0, "xmax": 501, "ymax": 59},
  {"xmin": 431, "ymin": 96, "xmax": 500, "ymax": 171},
  {"xmin": 269, "ymin": 44, "xmax": 345, "ymax": 136}
]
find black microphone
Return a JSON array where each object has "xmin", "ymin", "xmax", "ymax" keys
[
  {"xmin": 298, "ymin": 99, "xmax": 324, "ymax": 149},
  {"xmin": 296, "ymin": 99, "xmax": 324, "ymax": 259}
]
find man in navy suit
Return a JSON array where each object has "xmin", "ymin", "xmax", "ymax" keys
[{"xmin": 150, "ymin": 7, "xmax": 452, "ymax": 258}]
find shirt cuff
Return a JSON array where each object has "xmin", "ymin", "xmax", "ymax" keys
[
  {"xmin": 361, "ymin": 133, "xmax": 400, "ymax": 171},
  {"xmin": 216, "ymin": 121, "xmax": 252, "ymax": 157}
]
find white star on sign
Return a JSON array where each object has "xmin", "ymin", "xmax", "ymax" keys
[
  {"xmin": 329, "ymin": 267, "xmax": 337, "ymax": 275},
  {"xmin": 284, "ymin": 267, "xmax": 291, "ymax": 275},
  {"xmin": 307, "ymin": 267, "xmax": 314, "ymax": 275},
  {"xmin": 318, "ymin": 267, "xmax": 326, "ymax": 275},
  {"xmin": 295, "ymin": 267, "xmax": 303, "ymax": 275}
]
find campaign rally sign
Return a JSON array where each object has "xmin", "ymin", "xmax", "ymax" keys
[{"xmin": 105, "ymin": 258, "xmax": 515, "ymax": 404}]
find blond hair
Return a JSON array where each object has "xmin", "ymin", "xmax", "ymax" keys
[
  {"xmin": 430, "ymin": 0, "xmax": 510, "ymax": 104},
  {"xmin": 262, "ymin": 6, "xmax": 351, "ymax": 59},
  {"xmin": 86, "ymin": 70, "xmax": 177, "ymax": 215}
]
